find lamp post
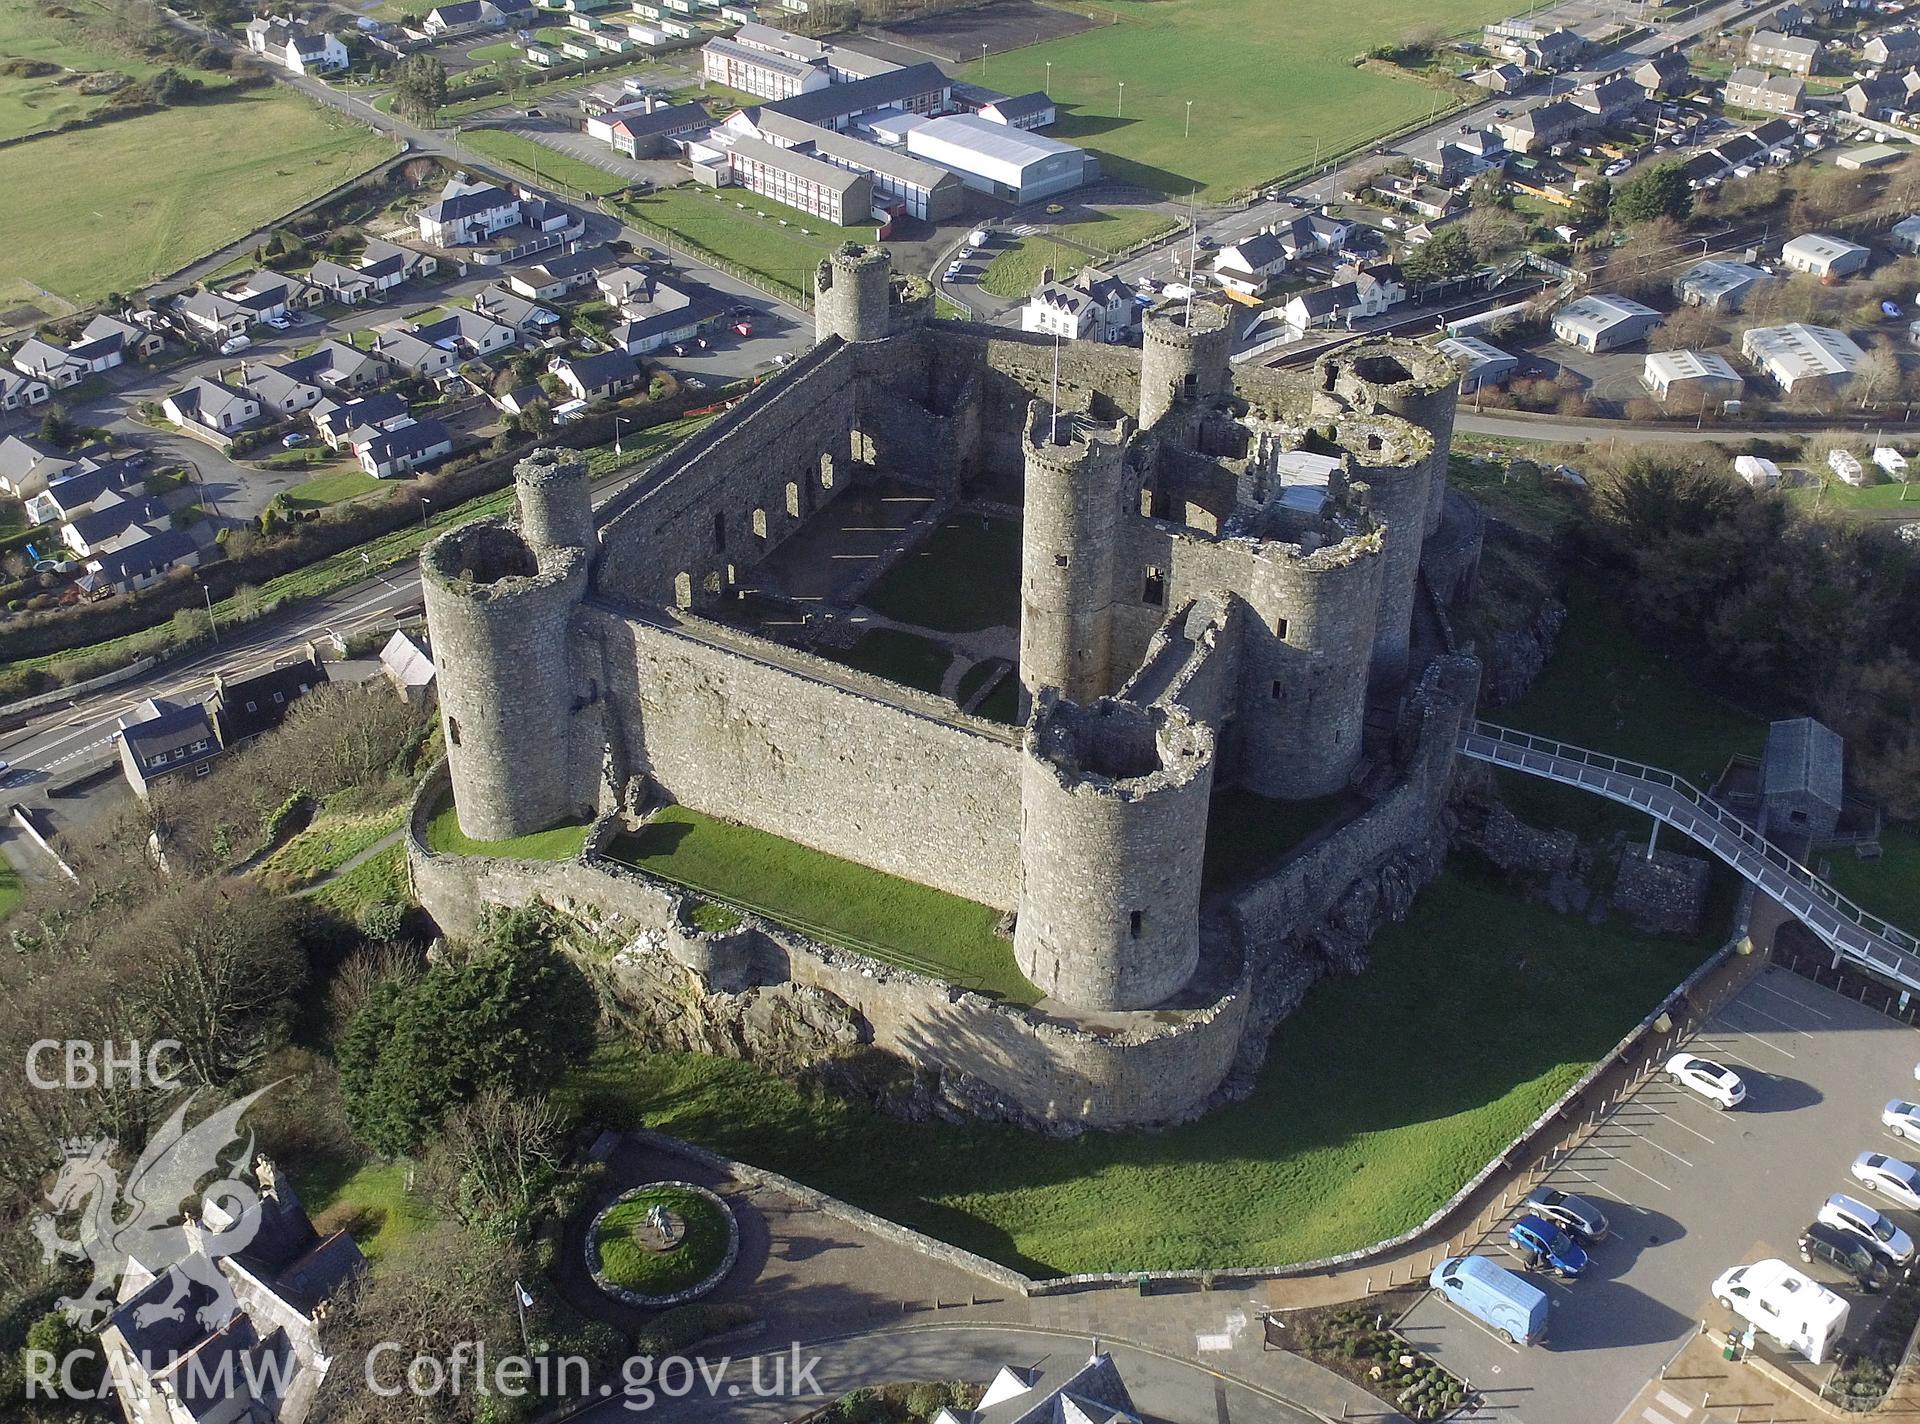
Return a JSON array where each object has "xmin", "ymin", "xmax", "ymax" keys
[
  {"xmin": 614, "ymin": 413, "xmax": 627, "ymax": 455},
  {"xmin": 1117, "ymin": 80, "xmax": 1124, "ymax": 117},
  {"xmin": 1185, "ymin": 98, "xmax": 1193, "ymax": 139},
  {"xmin": 420, "ymin": 496, "xmax": 432, "ymax": 527},
  {"xmin": 1045, "ymin": 60, "xmax": 1052, "ymax": 93},
  {"xmin": 980, "ymin": 41, "xmax": 987, "ymax": 79}
]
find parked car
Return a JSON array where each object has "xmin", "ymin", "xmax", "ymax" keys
[
  {"xmin": 1495, "ymin": 107, "xmax": 1512, "ymax": 118},
  {"xmin": 265, "ymin": 314, "xmax": 290, "ymax": 330},
  {"xmin": 1508, "ymin": 1215, "xmax": 1588, "ymax": 1277},
  {"xmin": 1853, "ymin": 1153, "xmax": 1920, "ymax": 1211},
  {"xmin": 1883, "ymin": 1100, "xmax": 1920, "ymax": 1142},
  {"xmin": 1711, "ymin": 1260, "xmax": 1849, "ymax": 1364},
  {"xmin": 1429, "ymin": 1255, "xmax": 1549, "ymax": 1345},
  {"xmin": 218, "ymin": 335, "xmax": 251, "ymax": 355},
  {"xmin": 280, "ymin": 433, "xmax": 307, "ymax": 448},
  {"xmin": 1800, "ymin": 1221, "xmax": 1891, "ymax": 1290},
  {"xmin": 1819, "ymin": 1193, "xmax": 1915, "ymax": 1265},
  {"xmin": 1665, "ymin": 1053, "xmax": 1745, "ymax": 1109},
  {"xmin": 732, "ymin": 320, "xmax": 753, "ymax": 337},
  {"xmin": 1523, "ymin": 1187, "xmax": 1609, "ymax": 1243}
]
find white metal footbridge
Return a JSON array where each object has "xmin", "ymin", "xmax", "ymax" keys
[{"xmin": 1459, "ymin": 721, "xmax": 1920, "ymax": 993}]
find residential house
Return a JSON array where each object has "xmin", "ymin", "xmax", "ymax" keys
[
  {"xmin": 1771, "ymin": 2, "xmax": 1812, "ymax": 30},
  {"xmin": 244, "ymin": 17, "xmax": 348, "ymax": 74},
  {"xmin": 0, "ymin": 434, "xmax": 78, "ymax": 498},
  {"xmin": 1571, "ymin": 73, "xmax": 1646, "ymax": 123},
  {"xmin": 61, "ymin": 494, "xmax": 172, "ymax": 566},
  {"xmin": 1892, "ymin": 213, "xmax": 1920, "ymax": 253},
  {"xmin": 211, "ymin": 652, "xmax": 329, "ymax": 749},
  {"xmin": 26, "ymin": 457, "xmax": 141, "ymax": 526},
  {"xmin": 306, "ymin": 259, "xmax": 377, "ymax": 305},
  {"xmin": 1741, "ymin": 321, "xmax": 1865, "ymax": 394},
  {"xmin": 1747, "ymin": 29, "xmax": 1819, "ymax": 74},
  {"xmin": 1781, "ymin": 232, "xmax": 1870, "ymax": 277},
  {"xmin": 1642, "ymin": 349, "xmax": 1743, "ymax": 402},
  {"xmin": 0, "ymin": 370, "xmax": 48, "ymax": 412},
  {"xmin": 81, "ymin": 525, "xmax": 199, "ymax": 596},
  {"xmin": 1277, "ymin": 212, "xmax": 1351, "ymax": 261},
  {"xmin": 370, "ymin": 329, "xmax": 458, "ymax": 377},
  {"xmin": 1674, "ymin": 258, "xmax": 1776, "ymax": 310},
  {"xmin": 1496, "ymin": 98, "xmax": 1589, "ymax": 153},
  {"xmin": 411, "ymin": 309, "xmax": 519, "ymax": 359},
  {"xmin": 423, "ymin": 0, "xmax": 509, "ymax": 34},
  {"xmin": 312, "ymin": 392, "xmax": 413, "ymax": 449},
  {"xmin": 10, "ymin": 337, "xmax": 92, "ymax": 389},
  {"xmin": 1842, "ymin": 72, "xmax": 1907, "ymax": 117},
  {"xmin": 275, "ymin": 342, "xmax": 391, "ymax": 394},
  {"xmin": 236, "ymin": 361, "xmax": 323, "ymax": 419},
  {"xmin": 1471, "ymin": 63, "xmax": 1528, "ymax": 94},
  {"xmin": 116, "ymin": 697, "xmax": 221, "ymax": 794},
  {"xmin": 472, "ymin": 284, "xmax": 562, "ymax": 338},
  {"xmin": 603, "ymin": 273, "xmax": 708, "ymax": 354},
  {"xmin": 75, "ymin": 312, "xmax": 163, "ymax": 364},
  {"xmin": 357, "ymin": 238, "xmax": 438, "ymax": 292},
  {"xmin": 954, "ymin": 1351, "xmax": 1142, "ymax": 1424},
  {"xmin": 162, "ymin": 378, "xmax": 263, "ymax": 439},
  {"xmin": 550, "ymin": 349, "xmax": 642, "ymax": 401},
  {"xmin": 1436, "ymin": 335, "xmax": 1518, "ymax": 391},
  {"xmin": 1211, "ymin": 228, "xmax": 1290, "ymax": 297},
  {"xmin": 1334, "ymin": 261, "xmax": 1406, "ymax": 317},
  {"xmin": 507, "ymin": 246, "xmax": 614, "ymax": 300},
  {"xmin": 1551, "ymin": 293, "xmax": 1662, "ymax": 351},
  {"xmin": 355, "ymin": 418, "xmax": 453, "ymax": 478},
  {"xmin": 1726, "ymin": 67, "xmax": 1807, "ymax": 112},
  {"xmin": 380, "ymin": 630, "xmax": 436, "ymax": 703},
  {"xmin": 1021, "ymin": 265, "xmax": 1132, "ymax": 341},
  {"xmin": 1633, "ymin": 52, "xmax": 1692, "ymax": 96},
  {"xmin": 416, "ymin": 176, "xmax": 522, "ymax": 246},
  {"xmin": 1865, "ymin": 29, "xmax": 1920, "ymax": 68},
  {"xmin": 1500, "ymin": 26, "xmax": 1583, "ymax": 68},
  {"xmin": 1283, "ymin": 282, "xmax": 1364, "ymax": 332}
]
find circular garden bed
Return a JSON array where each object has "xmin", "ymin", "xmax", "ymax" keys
[{"xmin": 586, "ymin": 1181, "xmax": 738, "ymax": 1307}]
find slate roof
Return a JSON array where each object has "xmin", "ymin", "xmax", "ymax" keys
[
  {"xmin": 211, "ymin": 656, "xmax": 328, "ymax": 745},
  {"xmin": 765, "ymin": 61, "xmax": 947, "ymax": 125},
  {"xmin": 556, "ymin": 348, "xmax": 640, "ymax": 389}
]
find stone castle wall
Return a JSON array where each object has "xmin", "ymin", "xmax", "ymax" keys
[{"xmin": 579, "ymin": 603, "xmax": 1025, "ymax": 910}]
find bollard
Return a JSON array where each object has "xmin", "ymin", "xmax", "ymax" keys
[{"xmin": 1365, "ymin": 1276, "xmax": 1373, "ymax": 1295}]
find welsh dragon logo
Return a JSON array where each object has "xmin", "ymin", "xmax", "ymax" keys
[{"xmin": 32, "ymin": 1085, "xmax": 278, "ymax": 1331}]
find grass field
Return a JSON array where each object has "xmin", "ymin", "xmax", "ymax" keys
[
  {"xmin": 0, "ymin": 87, "xmax": 390, "ymax": 304},
  {"xmin": 815, "ymin": 628, "xmax": 953, "ymax": 696},
  {"xmin": 427, "ymin": 803, "xmax": 590, "ymax": 860},
  {"xmin": 0, "ymin": 863, "xmax": 21, "ymax": 921},
  {"xmin": 617, "ymin": 185, "xmax": 874, "ymax": 295},
  {"xmin": 866, "ymin": 515, "xmax": 1022, "ymax": 633},
  {"xmin": 951, "ymin": 0, "xmax": 1494, "ymax": 197},
  {"xmin": 459, "ymin": 127, "xmax": 628, "ymax": 198},
  {"xmin": 605, "ymin": 805, "xmax": 1039, "ymax": 1003},
  {"xmin": 1826, "ymin": 826, "xmax": 1920, "ymax": 935},
  {"xmin": 566, "ymin": 856, "xmax": 1715, "ymax": 1273},
  {"xmin": 261, "ymin": 796, "xmax": 409, "ymax": 890},
  {"xmin": 1788, "ymin": 476, "xmax": 1920, "ymax": 516},
  {"xmin": 297, "ymin": 1154, "xmax": 439, "ymax": 1263},
  {"xmin": 283, "ymin": 469, "xmax": 387, "ymax": 510},
  {"xmin": 313, "ymin": 843, "xmax": 409, "ymax": 920},
  {"xmin": 979, "ymin": 207, "xmax": 1179, "ymax": 298},
  {"xmin": 0, "ymin": 0, "xmax": 233, "ymax": 142}
]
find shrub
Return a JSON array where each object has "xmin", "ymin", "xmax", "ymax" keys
[{"xmin": 629, "ymin": 1301, "xmax": 754, "ymax": 1358}]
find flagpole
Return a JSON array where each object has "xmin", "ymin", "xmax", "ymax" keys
[{"xmin": 514, "ymin": 1280, "xmax": 533, "ymax": 1358}]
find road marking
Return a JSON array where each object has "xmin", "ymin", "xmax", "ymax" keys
[
  {"xmin": 1753, "ymin": 978, "xmax": 1835, "ymax": 1020},
  {"xmin": 1654, "ymin": 1389, "xmax": 1693, "ymax": 1418},
  {"xmin": 1712, "ymin": 1018, "xmax": 1801, "ymax": 1057},
  {"xmin": 1631, "ymin": 1104, "xmax": 1716, "ymax": 1145},
  {"xmin": 1689, "ymin": 1042, "xmax": 1763, "ymax": 1072},
  {"xmin": 1581, "ymin": 1144, "xmax": 1672, "ymax": 1191},
  {"xmin": 1725, "ymin": 998, "xmax": 1815, "ymax": 1038},
  {"xmin": 1643, "ymin": 1410, "xmax": 1680, "ymax": 1424},
  {"xmin": 1601, "ymin": 1122, "xmax": 1694, "ymax": 1168}
]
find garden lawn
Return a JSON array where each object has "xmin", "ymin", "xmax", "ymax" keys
[
  {"xmin": 0, "ymin": 863, "xmax": 20, "ymax": 920},
  {"xmin": 1788, "ymin": 477, "xmax": 1920, "ymax": 517},
  {"xmin": 283, "ymin": 469, "xmax": 386, "ymax": 510},
  {"xmin": 814, "ymin": 628, "xmax": 952, "ymax": 696},
  {"xmin": 866, "ymin": 515, "xmax": 1021, "ymax": 632},
  {"xmin": 0, "ymin": 87, "xmax": 390, "ymax": 304},
  {"xmin": 261, "ymin": 796, "xmax": 409, "ymax": 889},
  {"xmin": 981, "ymin": 236, "xmax": 1093, "ymax": 298},
  {"xmin": 313, "ymin": 843, "xmax": 409, "ymax": 921},
  {"xmin": 952, "ymin": 0, "xmax": 1496, "ymax": 197},
  {"xmin": 617, "ymin": 185, "xmax": 874, "ymax": 296},
  {"xmin": 1826, "ymin": 825, "xmax": 1920, "ymax": 937},
  {"xmin": 296, "ymin": 1155, "xmax": 439, "ymax": 1265},
  {"xmin": 980, "ymin": 207, "xmax": 1178, "ymax": 298},
  {"xmin": 566, "ymin": 857, "xmax": 1716, "ymax": 1274},
  {"xmin": 605, "ymin": 805, "xmax": 1039, "ymax": 1003},
  {"xmin": 0, "ymin": 1, "xmax": 234, "ymax": 142},
  {"xmin": 427, "ymin": 803, "xmax": 590, "ymax": 860},
  {"xmin": 593, "ymin": 1186, "xmax": 731, "ymax": 1295},
  {"xmin": 459, "ymin": 128, "xmax": 626, "ymax": 197}
]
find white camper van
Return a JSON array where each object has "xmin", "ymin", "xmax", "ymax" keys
[{"xmin": 1710, "ymin": 1259, "xmax": 1850, "ymax": 1364}]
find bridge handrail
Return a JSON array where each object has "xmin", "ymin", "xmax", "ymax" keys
[{"xmin": 1464, "ymin": 721, "xmax": 1920, "ymax": 960}]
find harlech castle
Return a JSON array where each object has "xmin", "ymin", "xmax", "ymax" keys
[{"xmin": 408, "ymin": 244, "xmax": 1486, "ymax": 1131}]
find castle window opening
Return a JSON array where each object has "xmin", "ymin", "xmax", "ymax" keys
[
  {"xmin": 752, "ymin": 507, "xmax": 768, "ymax": 540},
  {"xmin": 447, "ymin": 717, "xmax": 461, "ymax": 746},
  {"xmin": 673, "ymin": 571, "xmax": 693, "ymax": 609},
  {"xmin": 819, "ymin": 452, "xmax": 835, "ymax": 490},
  {"xmin": 1275, "ymin": 616, "xmax": 1289, "ymax": 640},
  {"xmin": 785, "ymin": 480, "xmax": 801, "ymax": 518},
  {"xmin": 713, "ymin": 511, "xmax": 726, "ymax": 552},
  {"xmin": 1139, "ymin": 489, "xmax": 1153, "ymax": 516},
  {"xmin": 1142, "ymin": 567, "xmax": 1165, "ymax": 605},
  {"xmin": 1271, "ymin": 680, "xmax": 1283, "ymax": 700},
  {"xmin": 1054, "ymin": 553, "xmax": 1068, "ymax": 569},
  {"xmin": 1129, "ymin": 910, "xmax": 1143, "ymax": 938}
]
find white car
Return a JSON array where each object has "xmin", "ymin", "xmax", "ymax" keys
[
  {"xmin": 1665, "ymin": 1053, "xmax": 1746, "ymax": 1109},
  {"xmin": 1820, "ymin": 1193, "xmax": 1915, "ymax": 1264},
  {"xmin": 265, "ymin": 314, "xmax": 291, "ymax": 330},
  {"xmin": 1885, "ymin": 1100, "xmax": 1920, "ymax": 1142},
  {"xmin": 1853, "ymin": 1152, "xmax": 1920, "ymax": 1211}
]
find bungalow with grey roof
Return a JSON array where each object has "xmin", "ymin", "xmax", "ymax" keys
[
  {"xmin": 10, "ymin": 337, "xmax": 92, "ymax": 389},
  {"xmin": 0, "ymin": 370, "xmax": 48, "ymax": 412},
  {"xmin": 357, "ymin": 239, "xmax": 438, "ymax": 291},
  {"xmin": 412, "ymin": 309, "xmax": 519, "ymax": 358},
  {"xmin": 307, "ymin": 259, "xmax": 377, "ymax": 304},
  {"xmin": 550, "ymin": 348, "xmax": 641, "ymax": 401},
  {"xmin": 371, "ymin": 329, "xmax": 458, "ymax": 376},
  {"xmin": 163, "ymin": 378, "xmax": 263, "ymax": 440},
  {"xmin": 275, "ymin": 341, "xmax": 390, "ymax": 393},
  {"xmin": 472, "ymin": 284, "xmax": 562, "ymax": 336},
  {"xmin": 313, "ymin": 392, "xmax": 413, "ymax": 449},
  {"xmin": 355, "ymin": 418, "xmax": 453, "ymax": 478},
  {"xmin": 237, "ymin": 362, "xmax": 323, "ymax": 416}
]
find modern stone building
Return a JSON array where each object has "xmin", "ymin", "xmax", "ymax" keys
[{"xmin": 414, "ymin": 244, "xmax": 1484, "ymax": 1127}]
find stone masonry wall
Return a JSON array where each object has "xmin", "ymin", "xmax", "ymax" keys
[{"xmin": 579, "ymin": 603, "xmax": 1025, "ymax": 910}]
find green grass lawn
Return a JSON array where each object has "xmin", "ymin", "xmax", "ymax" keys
[
  {"xmin": 0, "ymin": 862, "xmax": 21, "ymax": 921},
  {"xmin": 427, "ymin": 802, "xmax": 590, "ymax": 860},
  {"xmin": 459, "ymin": 127, "xmax": 627, "ymax": 198},
  {"xmin": 979, "ymin": 207, "xmax": 1179, "ymax": 298},
  {"xmin": 565, "ymin": 856, "xmax": 1715, "ymax": 1273},
  {"xmin": 866, "ymin": 515, "xmax": 1021, "ymax": 632},
  {"xmin": 616, "ymin": 185, "xmax": 875, "ymax": 296},
  {"xmin": 593, "ymin": 1185, "xmax": 732, "ymax": 1294},
  {"xmin": 283, "ymin": 468, "xmax": 387, "ymax": 510},
  {"xmin": 1788, "ymin": 476, "xmax": 1920, "ymax": 517},
  {"xmin": 1203, "ymin": 789, "xmax": 1351, "ymax": 890},
  {"xmin": 605, "ymin": 805, "xmax": 1039, "ymax": 1002},
  {"xmin": 815, "ymin": 628, "xmax": 953, "ymax": 697},
  {"xmin": 0, "ymin": 87, "xmax": 390, "ymax": 304},
  {"xmin": 954, "ymin": 0, "xmax": 1493, "ymax": 197},
  {"xmin": 261, "ymin": 796, "xmax": 409, "ymax": 890},
  {"xmin": 0, "ymin": 2, "xmax": 234, "ymax": 142},
  {"xmin": 313, "ymin": 843, "xmax": 410, "ymax": 921},
  {"xmin": 296, "ymin": 1154, "xmax": 439, "ymax": 1264},
  {"xmin": 1825, "ymin": 825, "xmax": 1920, "ymax": 934}
]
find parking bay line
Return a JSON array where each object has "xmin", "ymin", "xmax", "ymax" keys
[
  {"xmin": 1572, "ymin": 1143, "xmax": 1673, "ymax": 1191},
  {"xmin": 1751, "ymin": 977, "xmax": 1835, "ymax": 1021},
  {"xmin": 1726, "ymin": 997, "xmax": 1817, "ymax": 1040},
  {"xmin": 1623, "ymin": 1102, "xmax": 1717, "ymax": 1145},
  {"xmin": 1597, "ymin": 1122, "xmax": 1695, "ymax": 1167}
]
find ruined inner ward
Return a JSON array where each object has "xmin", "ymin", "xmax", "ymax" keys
[{"xmin": 415, "ymin": 243, "xmax": 1487, "ymax": 1128}]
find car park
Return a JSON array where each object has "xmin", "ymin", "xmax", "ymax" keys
[
  {"xmin": 1508, "ymin": 1215, "xmax": 1588, "ymax": 1277},
  {"xmin": 1429, "ymin": 1255, "xmax": 1550, "ymax": 1344},
  {"xmin": 1666, "ymin": 1052, "xmax": 1745, "ymax": 1108},
  {"xmin": 1883, "ymin": 1100, "xmax": 1920, "ymax": 1142},
  {"xmin": 1711, "ymin": 1260, "xmax": 1849, "ymax": 1363},
  {"xmin": 1818, "ymin": 1193, "xmax": 1914, "ymax": 1265},
  {"xmin": 1852, "ymin": 1152, "xmax": 1920, "ymax": 1210},
  {"xmin": 1523, "ymin": 1186, "xmax": 1609, "ymax": 1243},
  {"xmin": 1800, "ymin": 1221, "xmax": 1891, "ymax": 1290}
]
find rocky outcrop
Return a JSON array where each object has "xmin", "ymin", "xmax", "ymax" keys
[{"xmin": 1459, "ymin": 524, "xmax": 1566, "ymax": 708}]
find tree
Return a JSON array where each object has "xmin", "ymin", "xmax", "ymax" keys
[
  {"xmin": 1852, "ymin": 339, "xmax": 1903, "ymax": 409},
  {"xmin": 1649, "ymin": 303, "xmax": 1726, "ymax": 353},
  {"xmin": 338, "ymin": 910, "xmax": 596, "ymax": 1157},
  {"xmin": 391, "ymin": 55, "xmax": 448, "ymax": 122},
  {"xmin": 1401, "ymin": 226, "xmax": 1475, "ymax": 284},
  {"xmin": 1572, "ymin": 175, "xmax": 1611, "ymax": 228},
  {"xmin": 1612, "ymin": 162, "xmax": 1693, "ymax": 225},
  {"xmin": 1603, "ymin": 216, "xmax": 1685, "ymax": 302},
  {"xmin": 514, "ymin": 399, "xmax": 554, "ymax": 439},
  {"xmin": 422, "ymin": 1090, "xmax": 569, "ymax": 1239},
  {"xmin": 36, "ymin": 405, "xmax": 76, "ymax": 447}
]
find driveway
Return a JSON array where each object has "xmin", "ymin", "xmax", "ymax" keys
[{"xmin": 1395, "ymin": 965, "xmax": 1920, "ymax": 1424}]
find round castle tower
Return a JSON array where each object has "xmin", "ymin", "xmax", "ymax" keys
[
  {"xmin": 1016, "ymin": 696, "xmax": 1217, "ymax": 1010},
  {"xmin": 1019, "ymin": 401, "xmax": 1133, "ymax": 709},
  {"xmin": 814, "ymin": 243, "xmax": 894, "ymax": 345},
  {"xmin": 1317, "ymin": 339, "xmax": 1458, "ymax": 538},
  {"xmin": 1139, "ymin": 297, "xmax": 1233, "ymax": 435},
  {"xmin": 422, "ymin": 451, "xmax": 592, "ymax": 842}
]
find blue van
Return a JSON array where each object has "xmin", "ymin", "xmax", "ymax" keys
[{"xmin": 1430, "ymin": 1255, "xmax": 1551, "ymax": 1345}]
